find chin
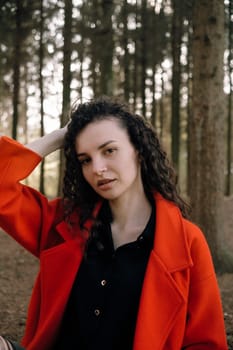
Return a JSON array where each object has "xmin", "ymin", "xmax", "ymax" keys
[{"xmin": 98, "ymin": 192, "xmax": 119, "ymax": 201}]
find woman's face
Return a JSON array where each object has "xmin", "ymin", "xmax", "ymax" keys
[{"xmin": 75, "ymin": 118, "xmax": 143, "ymax": 202}]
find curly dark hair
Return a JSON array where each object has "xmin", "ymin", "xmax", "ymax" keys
[{"xmin": 63, "ymin": 96, "xmax": 190, "ymax": 232}]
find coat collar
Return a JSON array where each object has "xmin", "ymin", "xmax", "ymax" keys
[
  {"xmin": 55, "ymin": 200, "xmax": 103, "ymax": 242},
  {"xmin": 133, "ymin": 193, "xmax": 193, "ymax": 350},
  {"xmin": 153, "ymin": 192, "xmax": 193, "ymax": 272},
  {"xmin": 56, "ymin": 193, "xmax": 193, "ymax": 272}
]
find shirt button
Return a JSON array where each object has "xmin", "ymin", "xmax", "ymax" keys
[
  {"xmin": 101, "ymin": 279, "xmax": 107, "ymax": 286},
  {"xmin": 94, "ymin": 308, "xmax": 101, "ymax": 316}
]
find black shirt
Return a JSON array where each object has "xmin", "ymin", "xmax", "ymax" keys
[{"xmin": 56, "ymin": 202, "xmax": 155, "ymax": 350}]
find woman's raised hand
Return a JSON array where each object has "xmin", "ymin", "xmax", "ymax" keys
[{"xmin": 25, "ymin": 124, "xmax": 68, "ymax": 157}]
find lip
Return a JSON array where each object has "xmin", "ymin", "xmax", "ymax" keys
[{"xmin": 97, "ymin": 178, "xmax": 115, "ymax": 189}]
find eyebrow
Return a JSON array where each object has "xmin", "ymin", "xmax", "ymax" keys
[{"xmin": 77, "ymin": 140, "xmax": 117, "ymax": 157}]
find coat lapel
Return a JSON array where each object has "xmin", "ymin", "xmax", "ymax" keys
[
  {"xmin": 33, "ymin": 222, "xmax": 87, "ymax": 350},
  {"xmin": 133, "ymin": 193, "xmax": 193, "ymax": 350},
  {"xmin": 33, "ymin": 202, "xmax": 102, "ymax": 350},
  {"xmin": 133, "ymin": 251, "xmax": 186, "ymax": 350}
]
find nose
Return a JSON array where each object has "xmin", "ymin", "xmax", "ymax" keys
[{"xmin": 92, "ymin": 157, "xmax": 107, "ymax": 175}]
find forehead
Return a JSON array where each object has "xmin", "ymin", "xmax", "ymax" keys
[{"xmin": 75, "ymin": 119, "xmax": 129, "ymax": 151}]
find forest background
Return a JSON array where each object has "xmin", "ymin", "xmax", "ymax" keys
[
  {"xmin": 1, "ymin": 0, "xmax": 232, "ymax": 271},
  {"xmin": 0, "ymin": 0, "xmax": 233, "ymax": 347}
]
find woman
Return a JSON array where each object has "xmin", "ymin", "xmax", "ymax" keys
[{"xmin": 0, "ymin": 97, "xmax": 228, "ymax": 349}]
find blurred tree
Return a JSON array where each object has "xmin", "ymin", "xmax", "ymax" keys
[
  {"xmin": 150, "ymin": 2, "xmax": 160, "ymax": 129},
  {"xmin": 0, "ymin": 1, "xmax": 13, "ymax": 127},
  {"xmin": 149, "ymin": 3, "xmax": 167, "ymax": 133},
  {"xmin": 159, "ymin": 63, "xmax": 165, "ymax": 139},
  {"xmin": 140, "ymin": 0, "xmax": 147, "ymax": 117},
  {"xmin": 190, "ymin": 0, "xmax": 229, "ymax": 271},
  {"xmin": 58, "ymin": 0, "xmax": 73, "ymax": 195},
  {"xmin": 226, "ymin": 0, "xmax": 233, "ymax": 196},
  {"xmin": 62, "ymin": 0, "xmax": 72, "ymax": 123},
  {"xmin": 12, "ymin": 0, "xmax": 23, "ymax": 140},
  {"xmin": 39, "ymin": 0, "xmax": 45, "ymax": 194},
  {"xmin": 99, "ymin": 0, "xmax": 114, "ymax": 95},
  {"xmin": 89, "ymin": 0, "xmax": 100, "ymax": 97},
  {"xmin": 186, "ymin": 0, "xmax": 194, "ymax": 196},
  {"xmin": 1, "ymin": 0, "xmax": 232, "ymax": 273},
  {"xmin": 89, "ymin": 0, "xmax": 98, "ymax": 97},
  {"xmin": 132, "ymin": 0, "xmax": 139, "ymax": 110},
  {"xmin": 122, "ymin": 0, "xmax": 130, "ymax": 101},
  {"xmin": 171, "ymin": 0, "xmax": 184, "ymax": 171}
]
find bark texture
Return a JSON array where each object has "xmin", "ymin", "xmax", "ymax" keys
[{"xmin": 190, "ymin": 0, "xmax": 225, "ymax": 270}]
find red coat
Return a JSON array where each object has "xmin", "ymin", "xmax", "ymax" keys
[{"xmin": 0, "ymin": 136, "xmax": 228, "ymax": 350}]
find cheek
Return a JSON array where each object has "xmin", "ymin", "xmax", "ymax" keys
[
  {"xmin": 129, "ymin": 152, "xmax": 140, "ymax": 170},
  {"xmin": 82, "ymin": 168, "xmax": 91, "ymax": 182},
  {"xmin": 122, "ymin": 156, "xmax": 140, "ymax": 179},
  {"xmin": 82, "ymin": 168, "xmax": 97, "ymax": 189}
]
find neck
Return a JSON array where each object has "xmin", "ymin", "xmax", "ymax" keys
[{"xmin": 109, "ymin": 189, "xmax": 152, "ymax": 231}]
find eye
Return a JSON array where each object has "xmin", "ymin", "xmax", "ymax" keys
[
  {"xmin": 105, "ymin": 147, "xmax": 117, "ymax": 155},
  {"xmin": 78, "ymin": 157, "xmax": 91, "ymax": 166}
]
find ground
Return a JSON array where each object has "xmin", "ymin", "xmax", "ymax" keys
[{"xmin": 0, "ymin": 230, "xmax": 232, "ymax": 349}]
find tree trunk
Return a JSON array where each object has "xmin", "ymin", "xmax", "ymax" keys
[
  {"xmin": 133, "ymin": 0, "xmax": 139, "ymax": 110},
  {"xmin": 122, "ymin": 0, "xmax": 130, "ymax": 101},
  {"xmin": 39, "ymin": 0, "xmax": 45, "ymax": 195},
  {"xmin": 151, "ymin": 63, "xmax": 157, "ymax": 128},
  {"xmin": 186, "ymin": 18, "xmax": 192, "ymax": 197},
  {"xmin": 171, "ymin": 0, "xmax": 183, "ymax": 171},
  {"xmin": 226, "ymin": 0, "xmax": 233, "ymax": 196},
  {"xmin": 89, "ymin": 0, "xmax": 99, "ymax": 97},
  {"xmin": 159, "ymin": 64, "xmax": 165, "ymax": 141},
  {"xmin": 22, "ymin": 64, "xmax": 29, "ymax": 185},
  {"xmin": 79, "ymin": 47, "xmax": 84, "ymax": 101},
  {"xmin": 12, "ymin": 0, "xmax": 22, "ymax": 140},
  {"xmin": 150, "ymin": 2, "xmax": 159, "ymax": 129},
  {"xmin": 58, "ymin": 0, "xmax": 73, "ymax": 196},
  {"xmin": 140, "ymin": 0, "xmax": 147, "ymax": 118},
  {"xmin": 190, "ymin": 0, "xmax": 227, "ymax": 271},
  {"xmin": 61, "ymin": 0, "xmax": 72, "ymax": 124},
  {"xmin": 99, "ymin": 0, "xmax": 114, "ymax": 95}
]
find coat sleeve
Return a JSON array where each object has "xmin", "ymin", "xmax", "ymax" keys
[
  {"xmin": 0, "ymin": 136, "xmax": 61, "ymax": 257},
  {"xmin": 182, "ymin": 221, "xmax": 228, "ymax": 349}
]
